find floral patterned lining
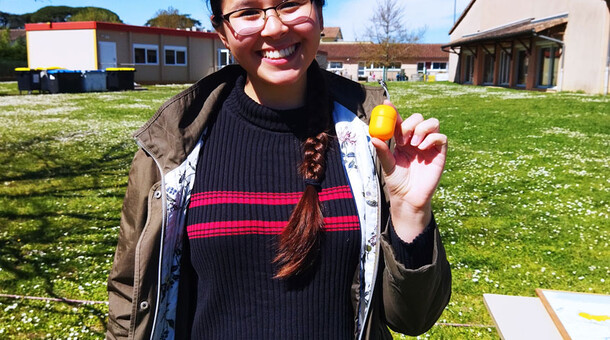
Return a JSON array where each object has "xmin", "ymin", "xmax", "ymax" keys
[
  {"xmin": 334, "ymin": 102, "xmax": 381, "ymax": 339},
  {"xmin": 151, "ymin": 138, "xmax": 203, "ymax": 340}
]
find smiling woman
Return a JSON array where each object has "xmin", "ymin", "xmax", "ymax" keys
[
  {"xmin": 211, "ymin": 0, "xmax": 324, "ymax": 109},
  {"xmin": 106, "ymin": 0, "xmax": 451, "ymax": 339}
]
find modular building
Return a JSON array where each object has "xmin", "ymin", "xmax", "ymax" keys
[
  {"xmin": 25, "ymin": 21, "xmax": 227, "ymax": 84},
  {"xmin": 443, "ymin": 0, "xmax": 610, "ymax": 94}
]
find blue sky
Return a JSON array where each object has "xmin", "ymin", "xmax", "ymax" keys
[{"xmin": 0, "ymin": 0, "xmax": 471, "ymax": 43}]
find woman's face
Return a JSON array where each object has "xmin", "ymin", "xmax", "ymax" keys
[{"xmin": 215, "ymin": 0, "xmax": 323, "ymax": 91}]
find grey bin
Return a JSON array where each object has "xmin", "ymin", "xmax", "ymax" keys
[
  {"xmin": 106, "ymin": 68, "xmax": 135, "ymax": 91},
  {"xmin": 81, "ymin": 70, "xmax": 107, "ymax": 92},
  {"xmin": 15, "ymin": 68, "xmax": 42, "ymax": 94}
]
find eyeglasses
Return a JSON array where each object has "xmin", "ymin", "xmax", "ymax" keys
[{"xmin": 220, "ymin": 0, "xmax": 314, "ymax": 36}]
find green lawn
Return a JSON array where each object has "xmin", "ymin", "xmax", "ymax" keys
[{"xmin": 0, "ymin": 80, "xmax": 608, "ymax": 339}]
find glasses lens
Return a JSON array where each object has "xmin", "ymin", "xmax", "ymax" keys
[
  {"xmin": 277, "ymin": 0, "xmax": 312, "ymax": 24},
  {"xmin": 229, "ymin": 9, "xmax": 265, "ymax": 35},
  {"xmin": 229, "ymin": 0, "xmax": 312, "ymax": 36}
]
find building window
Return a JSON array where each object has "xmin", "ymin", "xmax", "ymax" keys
[
  {"xmin": 165, "ymin": 46, "xmax": 187, "ymax": 66},
  {"xmin": 482, "ymin": 51, "xmax": 494, "ymax": 84},
  {"xmin": 134, "ymin": 44, "xmax": 158, "ymax": 65},
  {"xmin": 432, "ymin": 62, "xmax": 447, "ymax": 71},
  {"xmin": 417, "ymin": 62, "xmax": 425, "ymax": 73},
  {"xmin": 358, "ymin": 62, "xmax": 365, "ymax": 78},
  {"xmin": 329, "ymin": 61, "xmax": 343, "ymax": 69},
  {"xmin": 516, "ymin": 49, "xmax": 528, "ymax": 87},
  {"xmin": 537, "ymin": 45, "xmax": 561, "ymax": 88},
  {"xmin": 217, "ymin": 48, "xmax": 234, "ymax": 69},
  {"xmin": 498, "ymin": 50, "xmax": 510, "ymax": 85},
  {"xmin": 463, "ymin": 54, "xmax": 474, "ymax": 83}
]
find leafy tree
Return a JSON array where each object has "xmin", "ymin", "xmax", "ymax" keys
[
  {"xmin": 69, "ymin": 7, "xmax": 122, "ymax": 23},
  {"xmin": 0, "ymin": 28, "xmax": 26, "ymax": 60},
  {"xmin": 0, "ymin": 11, "xmax": 26, "ymax": 29},
  {"xmin": 360, "ymin": 0, "xmax": 426, "ymax": 76},
  {"xmin": 29, "ymin": 6, "xmax": 75, "ymax": 23},
  {"xmin": 145, "ymin": 7, "xmax": 201, "ymax": 29},
  {"xmin": 0, "ymin": 6, "xmax": 123, "ymax": 28}
]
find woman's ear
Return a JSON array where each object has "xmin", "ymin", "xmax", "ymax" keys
[{"xmin": 212, "ymin": 16, "xmax": 230, "ymax": 49}]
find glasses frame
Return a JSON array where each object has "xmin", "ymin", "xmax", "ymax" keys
[{"xmin": 220, "ymin": 0, "xmax": 314, "ymax": 36}]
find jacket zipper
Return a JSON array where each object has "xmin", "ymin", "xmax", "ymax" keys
[
  {"xmin": 357, "ymin": 163, "xmax": 383, "ymax": 340},
  {"xmin": 135, "ymin": 140, "xmax": 167, "ymax": 340}
]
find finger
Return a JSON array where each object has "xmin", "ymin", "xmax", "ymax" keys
[
  {"xmin": 371, "ymin": 137, "xmax": 396, "ymax": 175},
  {"xmin": 383, "ymin": 99, "xmax": 396, "ymax": 109},
  {"xmin": 417, "ymin": 133, "xmax": 448, "ymax": 153},
  {"xmin": 411, "ymin": 118, "xmax": 440, "ymax": 147},
  {"xmin": 397, "ymin": 113, "xmax": 424, "ymax": 146}
]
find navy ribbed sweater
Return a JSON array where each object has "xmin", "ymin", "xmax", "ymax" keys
[
  {"xmin": 186, "ymin": 76, "xmax": 361, "ymax": 339},
  {"xmin": 185, "ymin": 76, "xmax": 435, "ymax": 339}
]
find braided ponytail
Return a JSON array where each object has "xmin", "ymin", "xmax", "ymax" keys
[{"xmin": 274, "ymin": 63, "xmax": 333, "ymax": 279}]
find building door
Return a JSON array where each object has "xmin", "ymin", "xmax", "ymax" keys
[
  {"xmin": 463, "ymin": 54, "xmax": 474, "ymax": 84},
  {"xmin": 515, "ymin": 50, "xmax": 529, "ymax": 87},
  {"xmin": 498, "ymin": 51, "xmax": 510, "ymax": 86},
  {"xmin": 537, "ymin": 46, "xmax": 561, "ymax": 88},
  {"xmin": 98, "ymin": 41, "xmax": 117, "ymax": 70},
  {"xmin": 482, "ymin": 52, "xmax": 494, "ymax": 84}
]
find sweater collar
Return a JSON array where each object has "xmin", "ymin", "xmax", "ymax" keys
[{"xmin": 231, "ymin": 75, "xmax": 310, "ymax": 133}]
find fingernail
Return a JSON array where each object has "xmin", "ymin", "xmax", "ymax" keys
[{"xmin": 411, "ymin": 135, "xmax": 421, "ymax": 146}]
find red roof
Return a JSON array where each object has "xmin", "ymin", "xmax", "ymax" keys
[
  {"xmin": 318, "ymin": 42, "xmax": 448, "ymax": 63},
  {"xmin": 25, "ymin": 21, "xmax": 218, "ymax": 39},
  {"xmin": 321, "ymin": 27, "xmax": 342, "ymax": 41},
  {"xmin": 318, "ymin": 42, "xmax": 371, "ymax": 61}
]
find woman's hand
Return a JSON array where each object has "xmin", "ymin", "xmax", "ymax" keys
[{"xmin": 371, "ymin": 100, "xmax": 448, "ymax": 242}]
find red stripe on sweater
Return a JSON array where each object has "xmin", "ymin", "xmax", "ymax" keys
[
  {"xmin": 187, "ymin": 216, "xmax": 360, "ymax": 239},
  {"xmin": 189, "ymin": 186, "xmax": 353, "ymax": 208},
  {"xmin": 191, "ymin": 186, "xmax": 351, "ymax": 199}
]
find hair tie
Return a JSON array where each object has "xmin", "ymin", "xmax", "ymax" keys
[{"xmin": 304, "ymin": 179, "xmax": 322, "ymax": 189}]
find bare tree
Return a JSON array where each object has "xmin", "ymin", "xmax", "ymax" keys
[{"xmin": 361, "ymin": 0, "xmax": 426, "ymax": 78}]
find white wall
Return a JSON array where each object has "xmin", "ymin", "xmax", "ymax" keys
[
  {"xmin": 27, "ymin": 29, "xmax": 97, "ymax": 70},
  {"xmin": 562, "ymin": 0, "xmax": 610, "ymax": 93}
]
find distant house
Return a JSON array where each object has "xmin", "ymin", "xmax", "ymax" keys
[
  {"xmin": 25, "ymin": 21, "xmax": 225, "ymax": 83},
  {"xmin": 321, "ymin": 27, "xmax": 343, "ymax": 42},
  {"xmin": 443, "ymin": 0, "xmax": 610, "ymax": 94},
  {"xmin": 318, "ymin": 42, "xmax": 449, "ymax": 81},
  {"xmin": 9, "ymin": 29, "xmax": 26, "ymax": 42}
]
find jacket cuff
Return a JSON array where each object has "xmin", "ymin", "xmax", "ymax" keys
[{"xmin": 388, "ymin": 214, "xmax": 436, "ymax": 269}]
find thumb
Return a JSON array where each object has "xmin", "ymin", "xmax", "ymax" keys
[{"xmin": 371, "ymin": 137, "xmax": 396, "ymax": 176}]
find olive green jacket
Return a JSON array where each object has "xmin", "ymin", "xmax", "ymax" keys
[{"xmin": 106, "ymin": 64, "xmax": 451, "ymax": 340}]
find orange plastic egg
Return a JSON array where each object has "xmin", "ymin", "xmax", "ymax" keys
[{"xmin": 369, "ymin": 104, "xmax": 397, "ymax": 141}]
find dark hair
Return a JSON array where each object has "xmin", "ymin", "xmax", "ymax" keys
[
  {"xmin": 209, "ymin": 0, "xmax": 326, "ymax": 28},
  {"xmin": 273, "ymin": 63, "xmax": 332, "ymax": 279},
  {"xmin": 206, "ymin": 0, "xmax": 330, "ymax": 279}
]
